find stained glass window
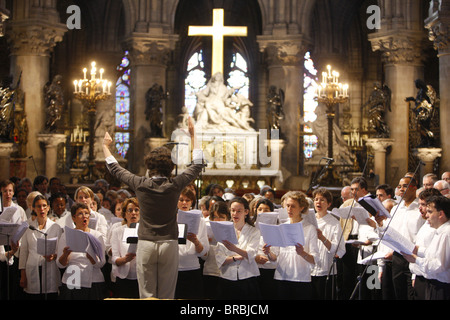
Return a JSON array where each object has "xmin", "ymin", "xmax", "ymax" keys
[
  {"xmin": 303, "ymin": 52, "xmax": 319, "ymax": 159},
  {"xmin": 115, "ymin": 51, "xmax": 131, "ymax": 158},
  {"xmin": 228, "ymin": 52, "xmax": 249, "ymax": 99},
  {"xmin": 184, "ymin": 50, "xmax": 250, "ymax": 116},
  {"xmin": 185, "ymin": 50, "xmax": 207, "ymax": 116}
]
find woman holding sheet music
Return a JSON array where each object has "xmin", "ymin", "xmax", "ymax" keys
[
  {"xmin": 263, "ymin": 191, "xmax": 319, "ymax": 300},
  {"xmin": 311, "ymin": 188, "xmax": 346, "ymax": 300},
  {"xmin": 215, "ymin": 197, "xmax": 262, "ymax": 300},
  {"xmin": 253, "ymin": 198, "xmax": 278, "ymax": 300},
  {"xmin": 57, "ymin": 203, "xmax": 106, "ymax": 300},
  {"xmin": 18, "ymin": 195, "xmax": 62, "ymax": 300},
  {"xmin": 110, "ymin": 197, "xmax": 140, "ymax": 298},
  {"xmin": 175, "ymin": 187, "xmax": 209, "ymax": 299}
]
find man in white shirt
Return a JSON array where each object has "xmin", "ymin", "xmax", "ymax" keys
[
  {"xmin": 403, "ymin": 195, "xmax": 450, "ymax": 299},
  {"xmin": 387, "ymin": 176, "xmax": 424, "ymax": 300}
]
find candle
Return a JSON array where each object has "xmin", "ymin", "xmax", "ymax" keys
[
  {"xmin": 83, "ymin": 68, "xmax": 87, "ymax": 80},
  {"xmin": 327, "ymin": 65, "xmax": 331, "ymax": 78},
  {"xmin": 108, "ymin": 81, "xmax": 111, "ymax": 94},
  {"xmin": 100, "ymin": 68, "xmax": 104, "ymax": 80},
  {"xmin": 74, "ymin": 80, "xmax": 78, "ymax": 93}
]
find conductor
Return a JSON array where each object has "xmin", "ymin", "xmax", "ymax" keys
[{"xmin": 102, "ymin": 117, "xmax": 205, "ymax": 299}]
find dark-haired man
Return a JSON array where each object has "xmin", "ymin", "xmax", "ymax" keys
[
  {"xmin": 385, "ymin": 176, "xmax": 424, "ymax": 300},
  {"xmin": 403, "ymin": 196, "xmax": 450, "ymax": 299}
]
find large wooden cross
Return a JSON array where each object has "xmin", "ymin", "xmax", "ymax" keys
[{"xmin": 188, "ymin": 8, "xmax": 247, "ymax": 76}]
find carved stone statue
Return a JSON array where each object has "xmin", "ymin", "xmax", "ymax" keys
[
  {"xmin": 43, "ymin": 74, "xmax": 64, "ymax": 132},
  {"xmin": 0, "ymin": 77, "xmax": 15, "ymax": 142},
  {"xmin": 406, "ymin": 79, "xmax": 439, "ymax": 148},
  {"xmin": 193, "ymin": 72, "xmax": 254, "ymax": 132},
  {"xmin": 266, "ymin": 85, "xmax": 285, "ymax": 132},
  {"xmin": 365, "ymin": 82, "xmax": 392, "ymax": 138},
  {"xmin": 145, "ymin": 83, "xmax": 167, "ymax": 137}
]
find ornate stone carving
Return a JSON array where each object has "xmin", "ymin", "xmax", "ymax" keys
[
  {"xmin": 369, "ymin": 34, "xmax": 425, "ymax": 65},
  {"xmin": 258, "ymin": 36, "xmax": 308, "ymax": 66},
  {"xmin": 6, "ymin": 22, "xmax": 66, "ymax": 56},
  {"xmin": 123, "ymin": 34, "xmax": 178, "ymax": 66}
]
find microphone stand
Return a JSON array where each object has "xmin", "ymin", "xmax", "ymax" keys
[
  {"xmin": 348, "ymin": 160, "xmax": 423, "ymax": 300},
  {"xmin": 307, "ymin": 157, "xmax": 334, "ymax": 194},
  {"xmin": 325, "ymin": 154, "xmax": 372, "ymax": 300},
  {"xmin": 29, "ymin": 225, "xmax": 48, "ymax": 300}
]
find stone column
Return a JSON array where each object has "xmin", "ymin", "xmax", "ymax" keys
[
  {"xmin": 369, "ymin": 33, "xmax": 425, "ymax": 186},
  {"xmin": 366, "ymin": 138, "xmax": 395, "ymax": 185},
  {"xmin": 6, "ymin": 20, "xmax": 66, "ymax": 179},
  {"xmin": 257, "ymin": 36, "xmax": 308, "ymax": 185},
  {"xmin": 0, "ymin": 143, "xmax": 15, "ymax": 181},
  {"xmin": 414, "ymin": 147, "xmax": 442, "ymax": 179},
  {"xmin": 425, "ymin": 1, "xmax": 450, "ymax": 173},
  {"xmin": 37, "ymin": 133, "xmax": 67, "ymax": 179},
  {"xmin": 123, "ymin": 34, "xmax": 177, "ymax": 175}
]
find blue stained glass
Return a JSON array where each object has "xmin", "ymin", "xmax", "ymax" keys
[{"xmin": 115, "ymin": 51, "xmax": 131, "ymax": 158}]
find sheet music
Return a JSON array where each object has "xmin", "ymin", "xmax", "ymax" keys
[
  {"xmin": 382, "ymin": 227, "xmax": 415, "ymax": 255},
  {"xmin": 0, "ymin": 221, "xmax": 29, "ymax": 245},
  {"xmin": 304, "ymin": 209, "xmax": 319, "ymax": 229},
  {"xmin": 255, "ymin": 212, "xmax": 279, "ymax": 229},
  {"xmin": 359, "ymin": 251, "xmax": 388, "ymax": 265},
  {"xmin": 64, "ymin": 226, "xmax": 89, "ymax": 253},
  {"xmin": 122, "ymin": 225, "xmax": 138, "ymax": 243},
  {"xmin": 127, "ymin": 243, "xmax": 137, "ymax": 254},
  {"xmin": 37, "ymin": 237, "xmax": 58, "ymax": 256},
  {"xmin": 11, "ymin": 221, "xmax": 29, "ymax": 244},
  {"xmin": 275, "ymin": 207, "xmax": 289, "ymax": 223},
  {"xmin": 0, "ymin": 206, "xmax": 19, "ymax": 223},
  {"xmin": 259, "ymin": 222, "xmax": 305, "ymax": 247},
  {"xmin": 209, "ymin": 221, "xmax": 238, "ymax": 244},
  {"xmin": 86, "ymin": 232, "xmax": 104, "ymax": 260},
  {"xmin": 177, "ymin": 210, "xmax": 202, "ymax": 235},
  {"xmin": 332, "ymin": 206, "xmax": 370, "ymax": 225},
  {"xmin": 358, "ymin": 195, "xmax": 391, "ymax": 218}
]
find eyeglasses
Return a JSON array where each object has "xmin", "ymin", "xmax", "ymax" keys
[{"xmin": 76, "ymin": 212, "xmax": 91, "ymax": 217}]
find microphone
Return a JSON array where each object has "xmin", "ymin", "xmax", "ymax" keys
[
  {"xmin": 367, "ymin": 154, "xmax": 374, "ymax": 158},
  {"xmin": 29, "ymin": 225, "xmax": 47, "ymax": 236},
  {"xmin": 322, "ymin": 157, "xmax": 334, "ymax": 162}
]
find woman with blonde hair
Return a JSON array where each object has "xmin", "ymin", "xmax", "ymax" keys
[{"xmin": 263, "ymin": 191, "xmax": 319, "ymax": 299}]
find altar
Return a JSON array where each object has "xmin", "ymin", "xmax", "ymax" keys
[{"xmin": 171, "ymin": 127, "xmax": 284, "ymax": 190}]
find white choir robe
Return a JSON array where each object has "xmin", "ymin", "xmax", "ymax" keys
[
  {"xmin": 312, "ymin": 212, "xmax": 346, "ymax": 276},
  {"xmin": 203, "ymin": 220, "xmax": 221, "ymax": 277},
  {"xmin": 0, "ymin": 246, "xmax": 14, "ymax": 265},
  {"xmin": 409, "ymin": 221, "xmax": 436, "ymax": 279},
  {"xmin": 274, "ymin": 221, "xmax": 319, "ymax": 282},
  {"xmin": 389, "ymin": 200, "xmax": 425, "ymax": 245},
  {"xmin": 412, "ymin": 220, "xmax": 450, "ymax": 284},
  {"xmin": 110, "ymin": 224, "xmax": 137, "ymax": 280},
  {"xmin": 56, "ymin": 210, "xmax": 108, "ymax": 245},
  {"xmin": 18, "ymin": 218, "xmax": 63, "ymax": 294},
  {"xmin": 56, "ymin": 228, "xmax": 106, "ymax": 288},
  {"xmin": 257, "ymin": 235, "xmax": 278, "ymax": 270},
  {"xmin": 178, "ymin": 217, "xmax": 209, "ymax": 271},
  {"xmin": 215, "ymin": 223, "xmax": 261, "ymax": 281}
]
